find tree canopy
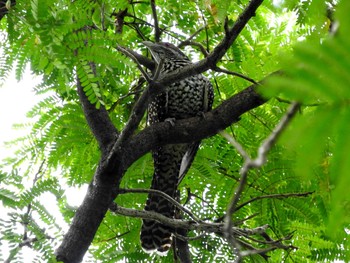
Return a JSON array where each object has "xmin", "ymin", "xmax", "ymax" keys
[{"xmin": 0, "ymin": 0, "xmax": 349, "ymax": 262}]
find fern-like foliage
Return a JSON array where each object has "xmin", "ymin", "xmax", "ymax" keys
[{"xmin": 0, "ymin": 0, "xmax": 348, "ymax": 262}]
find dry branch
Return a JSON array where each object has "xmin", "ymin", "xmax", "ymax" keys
[{"xmin": 223, "ymin": 102, "xmax": 300, "ymax": 261}]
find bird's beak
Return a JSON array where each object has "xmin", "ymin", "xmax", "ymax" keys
[{"xmin": 142, "ymin": 41, "xmax": 154, "ymax": 48}]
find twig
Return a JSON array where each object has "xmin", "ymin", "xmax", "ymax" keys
[
  {"xmin": 240, "ymin": 246, "xmax": 287, "ymax": 257},
  {"xmin": 213, "ymin": 66, "xmax": 258, "ymax": 85},
  {"xmin": 178, "ymin": 27, "xmax": 206, "ymax": 47},
  {"xmin": 235, "ymin": 191, "xmax": 314, "ymax": 212},
  {"xmin": 32, "ymin": 159, "xmax": 46, "ymax": 185},
  {"xmin": 124, "ymin": 13, "xmax": 187, "ymax": 42},
  {"xmin": 109, "ymin": 203, "xmax": 294, "ymax": 259},
  {"xmin": 96, "ymin": 230, "xmax": 130, "ymax": 243},
  {"xmin": 150, "ymin": 0, "xmax": 161, "ymax": 42},
  {"xmin": 22, "ymin": 160, "xmax": 46, "ymax": 246},
  {"xmin": 173, "ymin": 232, "xmax": 206, "ymax": 241},
  {"xmin": 198, "ymin": 8, "xmax": 210, "ymax": 52},
  {"xmin": 254, "ymin": 102, "xmax": 300, "ymax": 167},
  {"xmin": 118, "ymin": 188, "xmax": 202, "ymax": 222},
  {"xmin": 179, "ymin": 40, "xmax": 209, "ymax": 57},
  {"xmin": 220, "ymin": 131, "xmax": 250, "ymax": 160},
  {"xmin": 232, "ymin": 213, "xmax": 259, "ymax": 226},
  {"xmin": 109, "ymin": 86, "xmax": 144, "ymax": 113},
  {"xmin": 186, "ymin": 188, "xmax": 221, "ymax": 217},
  {"xmin": 223, "ymin": 102, "xmax": 300, "ymax": 258},
  {"xmin": 238, "ymin": 224, "xmax": 269, "ymax": 236},
  {"xmin": 116, "ymin": 45, "xmax": 151, "ymax": 82},
  {"xmin": 276, "ymin": 97, "xmax": 322, "ymax": 107},
  {"xmin": 109, "ymin": 203, "xmax": 267, "ymax": 236},
  {"xmin": 249, "ymin": 111, "xmax": 273, "ymax": 132},
  {"xmin": 106, "ymin": 56, "xmax": 166, "ymax": 163},
  {"xmin": 226, "ymin": 102, "xmax": 300, "ymax": 211}
]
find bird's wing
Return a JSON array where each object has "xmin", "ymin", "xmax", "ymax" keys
[{"xmin": 178, "ymin": 141, "xmax": 200, "ymax": 185}]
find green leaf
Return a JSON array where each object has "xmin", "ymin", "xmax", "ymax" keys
[{"xmin": 328, "ymin": 107, "xmax": 350, "ymax": 237}]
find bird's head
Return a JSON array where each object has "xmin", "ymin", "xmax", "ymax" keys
[{"xmin": 143, "ymin": 41, "xmax": 190, "ymax": 64}]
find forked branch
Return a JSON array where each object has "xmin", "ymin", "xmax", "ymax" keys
[{"xmin": 222, "ymin": 102, "xmax": 300, "ymax": 262}]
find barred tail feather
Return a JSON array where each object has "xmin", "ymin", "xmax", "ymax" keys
[{"xmin": 140, "ymin": 144, "xmax": 187, "ymax": 253}]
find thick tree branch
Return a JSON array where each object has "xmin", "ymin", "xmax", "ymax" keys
[
  {"xmin": 105, "ymin": 60, "xmax": 165, "ymax": 166},
  {"xmin": 56, "ymin": 80, "xmax": 266, "ymax": 263},
  {"xmin": 123, "ymin": 84, "xmax": 266, "ymax": 169},
  {"xmin": 77, "ymin": 73, "xmax": 118, "ymax": 153},
  {"xmin": 56, "ymin": 68, "xmax": 121, "ymax": 263}
]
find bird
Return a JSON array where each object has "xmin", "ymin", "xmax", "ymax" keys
[{"xmin": 140, "ymin": 41, "xmax": 214, "ymax": 253}]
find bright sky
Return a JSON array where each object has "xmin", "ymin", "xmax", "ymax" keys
[
  {"xmin": 0, "ymin": 66, "xmax": 87, "ymax": 206},
  {"xmin": 0, "ymin": 68, "xmax": 41, "ymax": 159},
  {"xmin": 0, "ymin": 68, "xmax": 41, "ymax": 261},
  {"xmin": 0, "ymin": 67, "xmax": 89, "ymax": 261}
]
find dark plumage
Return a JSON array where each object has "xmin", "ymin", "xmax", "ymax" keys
[{"xmin": 140, "ymin": 41, "xmax": 214, "ymax": 253}]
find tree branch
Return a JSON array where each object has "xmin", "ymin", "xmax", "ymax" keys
[
  {"xmin": 116, "ymin": 45, "xmax": 155, "ymax": 70},
  {"xmin": 118, "ymin": 188, "xmax": 202, "ymax": 222},
  {"xmin": 235, "ymin": 191, "xmax": 314, "ymax": 212},
  {"xmin": 116, "ymin": 45, "xmax": 151, "ymax": 82},
  {"xmin": 76, "ymin": 70, "xmax": 118, "ymax": 153},
  {"xmin": 213, "ymin": 66, "xmax": 258, "ymax": 85},
  {"xmin": 104, "ymin": 59, "xmax": 166, "ymax": 167},
  {"xmin": 109, "ymin": 204, "xmax": 295, "ymax": 258},
  {"xmin": 150, "ymin": 0, "xmax": 161, "ymax": 42},
  {"xmin": 178, "ymin": 27, "xmax": 206, "ymax": 48},
  {"xmin": 151, "ymin": 0, "xmax": 264, "ymax": 87},
  {"xmin": 117, "ymin": 0, "xmax": 264, "ymax": 89},
  {"xmin": 223, "ymin": 102, "xmax": 300, "ymax": 261},
  {"xmin": 123, "ymin": 83, "xmax": 266, "ymax": 170}
]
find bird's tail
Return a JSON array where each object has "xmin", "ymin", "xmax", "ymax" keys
[{"xmin": 140, "ymin": 144, "xmax": 188, "ymax": 253}]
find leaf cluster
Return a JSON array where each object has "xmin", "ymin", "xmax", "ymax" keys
[{"xmin": 0, "ymin": 0, "xmax": 348, "ymax": 262}]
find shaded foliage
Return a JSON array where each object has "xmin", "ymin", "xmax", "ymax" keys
[{"xmin": 0, "ymin": 0, "xmax": 349, "ymax": 262}]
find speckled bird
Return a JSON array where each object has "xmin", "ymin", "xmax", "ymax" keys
[{"xmin": 140, "ymin": 41, "xmax": 214, "ymax": 253}]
